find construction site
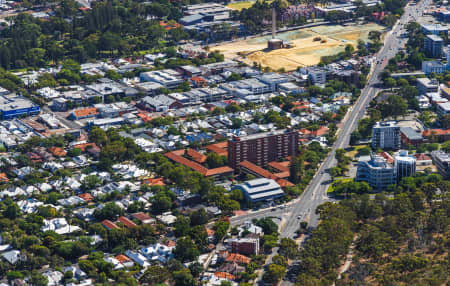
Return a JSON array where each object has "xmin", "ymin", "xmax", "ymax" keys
[{"xmin": 214, "ymin": 22, "xmax": 385, "ymax": 71}]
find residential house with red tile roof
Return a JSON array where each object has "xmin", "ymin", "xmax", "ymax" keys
[
  {"xmin": 132, "ymin": 212, "xmax": 155, "ymax": 224},
  {"xmin": 159, "ymin": 20, "xmax": 182, "ymax": 30},
  {"xmin": 73, "ymin": 142, "xmax": 98, "ymax": 152},
  {"xmin": 0, "ymin": 173, "xmax": 8, "ymax": 183},
  {"xmin": 69, "ymin": 107, "xmax": 98, "ymax": 120},
  {"xmin": 190, "ymin": 76, "xmax": 207, "ymax": 87},
  {"xmin": 118, "ymin": 216, "xmax": 137, "ymax": 228},
  {"xmin": 214, "ymin": 272, "xmax": 236, "ymax": 280},
  {"xmin": 102, "ymin": 220, "xmax": 120, "ymax": 230},
  {"xmin": 143, "ymin": 178, "xmax": 166, "ymax": 186},
  {"xmin": 137, "ymin": 113, "xmax": 152, "ymax": 123},
  {"xmin": 225, "ymin": 253, "xmax": 251, "ymax": 264},
  {"xmin": 78, "ymin": 193, "xmax": 94, "ymax": 202},
  {"xmin": 48, "ymin": 147, "xmax": 67, "ymax": 157}
]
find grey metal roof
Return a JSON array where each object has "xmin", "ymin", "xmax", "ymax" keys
[{"xmin": 400, "ymin": 127, "xmax": 423, "ymax": 140}]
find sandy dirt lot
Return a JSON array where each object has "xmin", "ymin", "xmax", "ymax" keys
[{"xmin": 214, "ymin": 23, "xmax": 384, "ymax": 71}]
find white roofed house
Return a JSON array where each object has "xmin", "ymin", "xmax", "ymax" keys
[
  {"xmin": 125, "ymin": 250, "xmax": 150, "ymax": 268},
  {"xmin": 42, "ymin": 270, "xmax": 64, "ymax": 286},
  {"xmin": 238, "ymin": 221, "xmax": 263, "ymax": 236},
  {"xmin": 41, "ymin": 218, "xmax": 81, "ymax": 235},
  {"xmin": 112, "ymin": 164, "xmax": 149, "ymax": 179},
  {"xmin": 104, "ymin": 256, "xmax": 125, "ymax": 270},
  {"xmin": 17, "ymin": 199, "xmax": 44, "ymax": 214},
  {"xmin": 2, "ymin": 250, "xmax": 21, "ymax": 264},
  {"xmin": 62, "ymin": 265, "xmax": 87, "ymax": 281},
  {"xmin": 140, "ymin": 243, "xmax": 174, "ymax": 263},
  {"xmin": 0, "ymin": 187, "xmax": 26, "ymax": 198}
]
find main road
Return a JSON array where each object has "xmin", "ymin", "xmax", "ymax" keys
[{"xmin": 231, "ymin": 0, "xmax": 429, "ymax": 239}]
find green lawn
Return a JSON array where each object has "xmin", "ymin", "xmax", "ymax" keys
[
  {"xmin": 227, "ymin": 1, "xmax": 254, "ymax": 10},
  {"xmin": 227, "ymin": 0, "xmax": 274, "ymax": 11},
  {"xmin": 346, "ymin": 145, "xmax": 369, "ymax": 158},
  {"xmin": 327, "ymin": 178, "xmax": 353, "ymax": 193}
]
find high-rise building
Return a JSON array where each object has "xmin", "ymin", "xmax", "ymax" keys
[
  {"xmin": 372, "ymin": 121, "xmax": 401, "ymax": 150},
  {"xmin": 431, "ymin": 151, "xmax": 450, "ymax": 178},
  {"xmin": 356, "ymin": 153, "xmax": 396, "ymax": 189},
  {"xmin": 228, "ymin": 130, "xmax": 299, "ymax": 169},
  {"xmin": 230, "ymin": 237, "xmax": 260, "ymax": 255},
  {"xmin": 395, "ymin": 150, "xmax": 416, "ymax": 181},
  {"xmin": 424, "ymin": 34, "xmax": 443, "ymax": 58},
  {"xmin": 447, "ymin": 45, "xmax": 450, "ymax": 69}
]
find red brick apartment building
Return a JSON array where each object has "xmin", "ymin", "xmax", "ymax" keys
[
  {"xmin": 228, "ymin": 130, "xmax": 299, "ymax": 169},
  {"xmin": 230, "ymin": 237, "xmax": 260, "ymax": 255}
]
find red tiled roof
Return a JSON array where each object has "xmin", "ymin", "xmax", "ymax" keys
[
  {"xmin": 233, "ymin": 210, "xmax": 248, "ymax": 216},
  {"xmin": 299, "ymin": 126, "xmax": 329, "ymax": 137},
  {"xmin": 312, "ymin": 126, "xmax": 329, "ymax": 137},
  {"xmin": 115, "ymin": 254, "xmax": 131, "ymax": 263},
  {"xmin": 73, "ymin": 107, "xmax": 98, "ymax": 118},
  {"xmin": 48, "ymin": 147, "xmax": 67, "ymax": 157},
  {"xmin": 118, "ymin": 216, "xmax": 137, "ymax": 228},
  {"xmin": 299, "ymin": 128, "xmax": 312, "ymax": 135},
  {"xmin": 159, "ymin": 20, "xmax": 182, "ymax": 30},
  {"xmin": 291, "ymin": 101, "xmax": 310, "ymax": 111},
  {"xmin": 0, "ymin": 173, "xmax": 9, "ymax": 183},
  {"xmin": 380, "ymin": 152, "xmax": 395, "ymax": 164},
  {"xmin": 371, "ymin": 11, "xmax": 385, "ymax": 20},
  {"xmin": 206, "ymin": 228, "xmax": 215, "ymax": 236},
  {"xmin": 186, "ymin": 149, "xmax": 207, "ymax": 163},
  {"xmin": 268, "ymin": 161, "xmax": 290, "ymax": 172},
  {"xmin": 165, "ymin": 150, "xmax": 208, "ymax": 173},
  {"xmin": 205, "ymin": 142, "xmax": 228, "ymax": 156},
  {"xmin": 102, "ymin": 220, "xmax": 120, "ymax": 230},
  {"xmin": 143, "ymin": 177, "xmax": 166, "ymax": 186},
  {"xmin": 225, "ymin": 253, "xmax": 251, "ymax": 264},
  {"xmin": 165, "ymin": 150, "xmax": 233, "ymax": 177},
  {"xmin": 137, "ymin": 113, "xmax": 152, "ymax": 123},
  {"xmin": 166, "ymin": 240, "xmax": 177, "ymax": 247},
  {"xmin": 415, "ymin": 153, "xmax": 431, "ymax": 161},
  {"xmin": 277, "ymin": 178, "xmax": 294, "ymax": 187},
  {"xmin": 240, "ymin": 160, "xmax": 277, "ymax": 180},
  {"xmin": 132, "ymin": 212, "xmax": 152, "ymax": 222},
  {"xmin": 224, "ymin": 100, "xmax": 238, "ymax": 105},
  {"xmin": 191, "ymin": 76, "xmax": 206, "ymax": 83},
  {"xmin": 423, "ymin": 129, "xmax": 450, "ymax": 136},
  {"xmin": 239, "ymin": 160, "xmax": 294, "ymax": 187},
  {"xmin": 205, "ymin": 166, "xmax": 234, "ymax": 176},
  {"xmin": 78, "ymin": 193, "xmax": 93, "ymax": 202},
  {"xmin": 274, "ymin": 171, "xmax": 290, "ymax": 178},
  {"xmin": 214, "ymin": 272, "xmax": 236, "ymax": 280},
  {"xmin": 26, "ymin": 152, "xmax": 42, "ymax": 162},
  {"xmin": 73, "ymin": 142, "xmax": 98, "ymax": 152}
]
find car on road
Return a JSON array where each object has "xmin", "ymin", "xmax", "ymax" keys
[{"xmin": 297, "ymin": 215, "xmax": 301, "ymax": 219}]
